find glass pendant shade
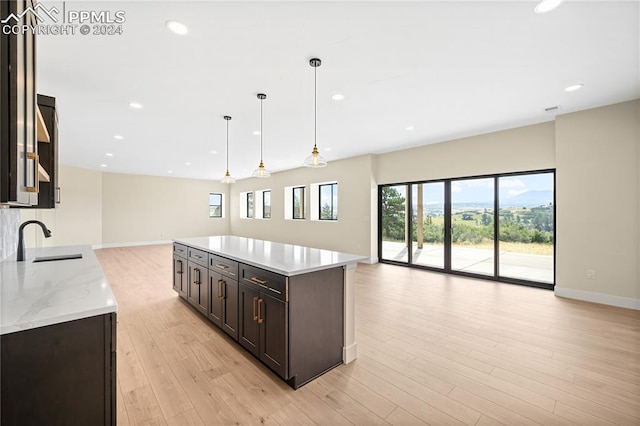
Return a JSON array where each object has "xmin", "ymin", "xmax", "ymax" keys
[
  {"xmin": 303, "ymin": 146, "xmax": 327, "ymax": 168},
  {"xmin": 304, "ymin": 57, "xmax": 328, "ymax": 168},
  {"xmin": 252, "ymin": 161, "xmax": 271, "ymax": 178},
  {"xmin": 252, "ymin": 94, "xmax": 271, "ymax": 178},
  {"xmin": 221, "ymin": 170, "xmax": 236, "ymax": 184},
  {"xmin": 220, "ymin": 115, "xmax": 235, "ymax": 184}
]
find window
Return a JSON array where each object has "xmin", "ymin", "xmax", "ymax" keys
[
  {"xmin": 263, "ymin": 190, "xmax": 271, "ymax": 219},
  {"xmin": 284, "ymin": 185, "xmax": 306, "ymax": 220},
  {"xmin": 293, "ymin": 186, "xmax": 305, "ymax": 219},
  {"xmin": 319, "ymin": 183, "xmax": 338, "ymax": 220},
  {"xmin": 209, "ymin": 193, "xmax": 222, "ymax": 218},
  {"xmin": 379, "ymin": 170, "xmax": 555, "ymax": 289},
  {"xmin": 247, "ymin": 192, "xmax": 254, "ymax": 219}
]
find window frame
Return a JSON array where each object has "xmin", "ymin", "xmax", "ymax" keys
[
  {"xmin": 292, "ymin": 186, "xmax": 305, "ymax": 220},
  {"xmin": 262, "ymin": 190, "xmax": 271, "ymax": 219},
  {"xmin": 318, "ymin": 182, "xmax": 338, "ymax": 221},
  {"xmin": 209, "ymin": 192, "xmax": 223, "ymax": 218},
  {"xmin": 246, "ymin": 192, "xmax": 254, "ymax": 219}
]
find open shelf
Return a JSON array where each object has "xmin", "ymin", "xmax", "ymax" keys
[
  {"xmin": 37, "ymin": 105, "xmax": 50, "ymax": 143},
  {"xmin": 38, "ymin": 163, "xmax": 50, "ymax": 182}
]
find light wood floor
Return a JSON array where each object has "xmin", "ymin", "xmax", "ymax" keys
[{"xmin": 95, "ymin": 245, "xmax": 640, "ymax": 426}]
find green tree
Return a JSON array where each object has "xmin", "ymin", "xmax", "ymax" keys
[{"xmin": 381, "ymin": 187, "xmax": 406, "ymax": 241}]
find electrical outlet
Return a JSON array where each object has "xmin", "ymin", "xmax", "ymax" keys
[{"xmin": 586, "ymin": 269, "xmax": 596, "ymax": 280}]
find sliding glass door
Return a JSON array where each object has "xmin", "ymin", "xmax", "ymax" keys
[
  {"xmin": 379, "ymin": 170, "xmax": 555, "ymax": 289},
  {"xmin": 451, "ymin": 178, "xmax": 495, "ymax": 276},
  {"xmin": 411, "ymin": 182, "xmax": 445, "ymax": 268},
  {"xmin": 380, "ymin": 185, "xmax": 408, "ymax": 262},
  {"xmin": 498, "ymin": 173, "xmax": 554, "ymax": 284}
]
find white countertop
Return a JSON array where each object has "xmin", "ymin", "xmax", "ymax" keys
[
  {"xmin": 174, "ymin": 236, "xmax": 367, "ymax": 276},
  {"xmin": 0, "ymin": 245, "xmax": 118, "ymax": 335}
]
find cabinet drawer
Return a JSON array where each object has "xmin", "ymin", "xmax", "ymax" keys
[
  {"xmin": 173, "ymin": 243, "xmax": 188, "ymax": 258},
  {"xmin": 188, "ymin": 247, "xmax": 208, "ymax": 266},
  {"xmin": 209, "ymin": 254, "xmax": 239, "ymax": 279},
  {"xmin": 240, "ymin": 264, "xmax": 287, "ymax": 301}
]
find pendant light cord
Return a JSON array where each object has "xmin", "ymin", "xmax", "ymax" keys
[
  {"xmin": 226, "ymin": 118, "xmax": 229, "ymax": 171},
  {"xmin": 314, "ymin": 62, "xmax": 317, "ymax": 149},
  {"xmin": 260, "ymin": 97, "xmax": 264, "ymax": 162}
]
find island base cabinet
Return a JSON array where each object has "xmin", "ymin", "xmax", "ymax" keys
[
  {"xmin": 188, "ymin": 262, "xmax": 208, "ymax": 316},
  {"xmin": 259, "ymin": 292, "xmax": 287, "ymax": 378},
  {"xmin": 1, "ymin": 313, "xmax": 116, "ymax": 426},
  {"xmin": 173, "ymin": 255, "xmax": 187, "ymax": 299},
  {"xmin": 209, "ymin": 273, "xmax": 239, "ymax": 341},
  {"xmin": 239, "ymin": 283, "xmax": 260, "ymax": 357}
]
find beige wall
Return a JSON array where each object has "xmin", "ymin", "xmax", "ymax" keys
[
  {"xmin": 376, "ymin": 122, "xmax": 556, "ymax": 184},
  {"xmin": 229, "ymin": 155, "xmax": 376, "ymax": 259},
  {"xmin": 22, "ymin": 165, "xmax": 103, "ymax": 248},
  {"xmin": 555, "ymin": 100, "xmax": 639, "ymax": 302},
  {"xmin": 101, "ymin": 172, "xmax": 230, "ymax": 245}
]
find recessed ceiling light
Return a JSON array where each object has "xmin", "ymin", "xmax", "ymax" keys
[
  {"xmin": 325, "ymin": 147, "xmax": 332, "ymax": 151},
  {"xmin": 168, "ymin": 170, "xmax": 173, "ymax": 174},
  {"xmin": 406, "ymin": 125, "xmax": 415, "ymax": 131},
  {"xmin": 100, "ymin": 164, "xmax": 107, "ymax": 168},
  {"xmin": 113, "ymin": 135, "xmax": 124, "ymax": 140},
  {"xmin": 331, "ymin": 93, "xmax": 345, "ymax": 101},
  {"xmin": 565, "ymin": 83, "xmax": 584, "ymax": 92},
  {"xmin": 534, "ymin": 0, "xmax": 564, "ymax": 14},
  {"xmin": 166, "ymin": 20, "xmax": 188, "ymax": 35},
  {"xmin": 129, "ymin": 102, "xmax": 143, "ymax": 109},
  {"xmin": 210, "ymin": 150, "xmax": 217, "ymax": 154},
  {"xmin": 185, "ymin": 162, "xmax": 191, "ymax": 166},
  {"xmin": 252, "ymin": 130, "xmax": 261, "ymax": 136},
  {"xmin": 106, "ymin": 153, "xmax": 114, "ymax": 157}
]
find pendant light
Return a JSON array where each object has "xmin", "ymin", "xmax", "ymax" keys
[
  {"xmin": 303, "ymin": 58, "xmax": 327, "ymax": 168},
  {"xmin": 252, "ymin": 93, "xmax": 271, "ymax": 178},
  {"xmin": 220, "ymin": 115, "xmax": 235, "ymax": 184}
]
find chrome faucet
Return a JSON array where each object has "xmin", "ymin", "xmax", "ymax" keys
[{"xmin": 17, "ymin": 220, "xmax": 52, "ymax": 261}]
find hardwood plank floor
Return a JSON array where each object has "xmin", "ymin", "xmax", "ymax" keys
[{"xmin": 95, "ymin": 245, "xmax": 640, "ymax": 425}]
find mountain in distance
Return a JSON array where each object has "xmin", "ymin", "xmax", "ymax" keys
[{"xmin": 502, "ymin": 190, "xmax": 553, "ymax": 207}]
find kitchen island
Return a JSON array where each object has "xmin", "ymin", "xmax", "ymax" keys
[
  {"xmin": 0, "ymin": 245, "xmax": 117, "ymax": 425},
  {"xmin": 173, "ymin": 235, "xmax": 367, "ymax": 389}
]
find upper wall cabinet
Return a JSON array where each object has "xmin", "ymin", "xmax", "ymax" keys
[
  {"xmin": 33, "ymin": 94, "xmax": 59, "ymax": 209},
  {"xmin": 0, "ymin": 0, "xmax": 39, "ymax": 206}
]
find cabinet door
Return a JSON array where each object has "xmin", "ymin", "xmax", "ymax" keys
[
  {"xmin": 173, "ymin": 256, "xmax": 187, "ymax": 299},
  {"xmin": 208, "ymin": 272, "xmax": 223, "ymax": 327},
  {"xmin": 259, "ymin": 293, "xmax": 287, "ymax": 378},
  {"xmin": 222, "ymin": 278, "xmax": 239, "ymax": 341},
  {"xmin": 188, "ymin": 263, "xmax": 208, "ymax": 316},
  {"xmin": 238, "ymin": 283, "xmax": 260, "ymax": 357}
]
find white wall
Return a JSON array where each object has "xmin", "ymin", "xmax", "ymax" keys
[
  {"xmin": 229, "ymin": 155, "xmax": 376, "ymax": 259},
  {"xmin": 555, "ymin": 100, "xmax": 639, "ymax": 307},
  {"xmin": 101, "ymin": 172, "xmax": 230, "ymax": 245},
  {"xmin": 376, "ymin": 122, "xmax": 556, "ymax": 184},
  {"xmin": 21, "ymin": 165, "xmax": 103, "ymax": 248}
]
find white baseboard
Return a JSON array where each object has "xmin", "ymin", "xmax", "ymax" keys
[
  {"xmin": 93, "ymin": 240, "xmax": 172, "ymax": 250},
  {"xmin": 364, "ymin": 257, "xmax": 379, "ymax": 264},
  {"xmin": 343, "ymin": 343, "xmax": 358, "ymax": 364},
  {"xmin": 555, "ymin": 287, "xmax": 640, "ymax": 310}
]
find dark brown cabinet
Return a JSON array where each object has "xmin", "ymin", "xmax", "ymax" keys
[
  {"xmin": 1, "ymin": 313, "xmax": 117, "ymax": 425},
  {"xmin": 172, "ymin": 241, "xmax": 345, "ymax": 389},
  {"xmin": 1, "ymin": 0, "xmax": 39, "ymax": 206},
  {"xmin": 239, "ymin": 264, "xmax": 288, "ymax": 378},
  {"xmin": 173, "ymin": 243, "xmax": 188, "ymax": 299},
  {"xmin": 187, "ymin": 246, "xmax": 208, "ymax": 316},
  {"xmin": 32, "ymin": 94, "xmax": 59, "ymax": 208}
]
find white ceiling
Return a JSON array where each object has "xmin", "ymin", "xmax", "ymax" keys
[{"xmin": 37, "ymin": 1, "xmax": 639, "ymax": 181}]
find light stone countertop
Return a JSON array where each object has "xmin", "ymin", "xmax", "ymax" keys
[
  {"xmin": 0, "ymin": 245, "xmax": 117, "ymax": 335},
  {"xmin": 174, "ymin": 235, "xmax": 367, "ymax": 276}
]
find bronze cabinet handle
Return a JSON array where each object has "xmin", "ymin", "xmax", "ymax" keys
[
  {"xmin": 250, "ymin": 277, "xmax": 267, "ymax": 285},
  {"xmin": 193, "ymin": 268, "xmax": 201, "ymax": 285},
  {"xmin": 215, "ymin": 264, "xmax": 227, "ymax": 270},
  {"xmin": 257, "ymin": 298, "xmax": 264, "ymax": 324},
  {"xmin": 218, "ymin": 280, "xmax": 224, "ymax": 299},
  {"xmin": 177, "ymin": 259, "xmax": 183, "ymax": 274},
  {"xmin": 56, "ymin": 186, "xmax": 61, "ymax": 204},
  {"xmin": 253, "ymin": 296, "xmax": 258, "ymax": 321}
]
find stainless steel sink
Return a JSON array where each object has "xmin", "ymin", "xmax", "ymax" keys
[{"xmin": 33, "ymin": 254, "xmax": 83, "ymax": 263}]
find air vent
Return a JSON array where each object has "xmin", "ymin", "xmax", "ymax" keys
[{"xmin": 544, "ymin": 105, "xmax": 561, "ymax": 113}]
